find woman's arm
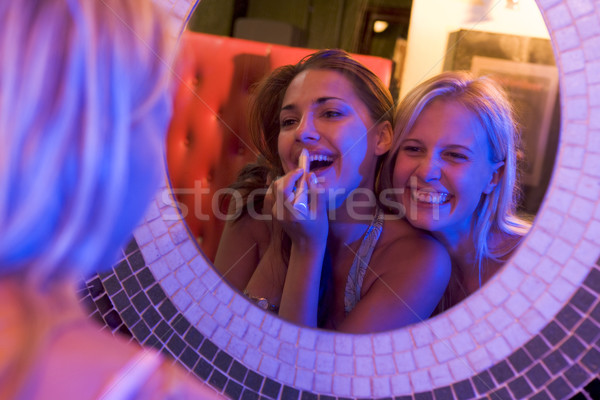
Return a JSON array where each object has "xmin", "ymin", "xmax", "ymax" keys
[
  {"xmin": 336, "ymin": 232, "xmax": 451, "ymax": 333},
  {"xmin": 244, "ymin": 168, "xmax": 328, "ymax": 326},
  {"xmin": 213, "ymin": 212, "xmax": 265, "ymax": 292}
]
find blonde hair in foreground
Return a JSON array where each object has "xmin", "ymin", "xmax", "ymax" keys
[
  {"xmin": 380, "ymin": 71, "xmax": 531, "ymax": 284},
  {"xmin": 0, "ymin": 0, "xmax": 173, "ymax": 288}
]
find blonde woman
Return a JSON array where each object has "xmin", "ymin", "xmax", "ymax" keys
[
  {"xmin": 380, "ymin": 71, "xmax": 531, "ymax": 312},
  {"xmin": 0, "ymin": 0, "xmax": 220, "ymax": 398}
]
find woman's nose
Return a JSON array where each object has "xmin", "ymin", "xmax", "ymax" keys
[
  {"xmin": 295, "ymin": 114, "xmax": 319, "ymax": 142},
  {"xmin": 416, "ymin": 156, "xmax": 442, "ymax": 181}
]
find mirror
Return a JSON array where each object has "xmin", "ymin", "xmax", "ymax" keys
[
  {"xmin": 167, "ymin": 0, "xmax": 559, "ymax": 320},
  {"xmin": 82, "ymin": 0, "xmax": 600, "ymax": 398}
]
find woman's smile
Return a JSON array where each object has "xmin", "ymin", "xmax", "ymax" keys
[{"xmin": 393, "ymin": 99, "xmax": 503, "ymax": 235}]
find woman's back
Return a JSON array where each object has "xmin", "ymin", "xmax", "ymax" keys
[{"xmin": 0, "ymin": 279, "xmax": 219, "ymax": 399}]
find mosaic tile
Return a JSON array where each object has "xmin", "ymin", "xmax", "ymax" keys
[
  {"xmin": 102, "ymin": 274, "xmax": 122, "ymax": 295},
  {"xmin": 503, "ymin": 323, "xmax": 530, "ymax": 350},
  {"xmin": 485, "ymin": 336, "xmax": 511, "ymax": 363},
  {"xmin": 261, "ymin": 377, "xmax": 282, "ymax": 399},
  {"xmin": 489, "ymin": 361, "xmax": 514, "ymax": 385},
  {"xmin": 184, "ymin": 326, "xmax": 204, "ymax": 349},
  {"xmin": 181, "ymin": 346, "xmax": 200, "ymax": 369},
  {"xmin": 131, "ymin": 320, "xmax": 151, "ymax": 341},
  {"xmin": 194, "ymin": 357, "xmax": 214, "ymax": 380},
  {"xmin": 155, "ymin": 320, "xmax": 174, "ymax": 342},
  {"xmin": 413, "ymin": 391, "xmax": 434, "ymax": 400},
  {"xmin": 580, "ymin": 347, "xmax": 600, "ymax": 373},
  {"xmin": 158, "ymin": 299, "xmax": 178, "ymax": 320},
  {"xmin": 486, "ymin": 386, "xmax": 511, "ymax": 400},
  {"xmin": 451, "ymin": 379, "xmax": 475, "ymax": 400},
  {"xmin": 391, "ymin": 329, "xmax": 413, "ymax": 352},
  {"xmin": 142, "ymin": 307, "xmax": 161, "ymax": 328},
  {"xmin": 583, "ymin": 267, "xmax": 600, "ymax": 292},
  {"xmin": 334, "ymin": 354, "xmax": 354, "ymax": 375},
  {"xmin": 241, "ymin": 390, "xmax": 259, "ymax": 400},
  {"xmin": 372, "ymin": 376, "xmax": 392, "ymax": 398},
  {"xmin": 430, "ymin": 364, "xmax": 453, "ymax": 387},
  {"xmin": 565, "ymin": 363, "xmax": 590, "ymax": 388},
  {"xmin": 561, "ymin": 335, "xmax": 586, "ymax": 361},
  {"xmin": 543, "ymin": 350, "xmax": 569, "ymax": 374},
  {"xmin": 556, "ymin": 304, "xmax": 582, "ymax": 330},
  {"xmin": 147, "ymin": 283, "xmax": 167, "ymax": 305},
  {"xmin": 529, "ymin": 390, "xmax": 552, "ymax": 400},
  {"xmin": 243, "ymin": 370, "xmax": 263, "ymax": 392},
  {"xmin": 373, "ymin": 334, "xmax": 393, "ymax": 355},
  {"xmin": 121, "ymin": 306, "xmax": 141, "ymax": 326},
  {"xmin": 131, "ymin": 291, "xmax": 151, "ymax": 313},
  {"xmin": 575, "ymin": 318, "xmax": 600, "ymax": 343},
  {"xmin": 208, "ymin": 369, "xmax": 228, "ymax": 391},
  {"xmin": 197, "ymin": 335, "xmax": 220, "ymax": 359},
  {"xmin": 281, "ymin": 385, "xmax": 300, "ymax": 400},
  {"xmin": 471, "ymin": 370, "xmax": 494, "ymax": 395},
  {"xmin": 128, "ymin": 250, "xmax": 146, "ymax": 271},
  {"xmin": 547, "ymin": 376, "xmax": 573, "ymax": 399},
  {"xmin": 394, "ymin": 350, "xmax": 416, "ymax": 373},
  {"xmin": 103, "ymin": 309, "xmax": 123, "ymax": 330},
  {"xmin": 225, "ymin": 380, "xmax": 244, "ymax": 400},
  {"xmin": 507, "ymin": 376, "xmax": 533, "ymax": 398},
  {"xmin": 167, "ymin": 334, "xmax": 186, "ymax": 356},
  {"xmin": 173, "ymin": 314, "xmax": 191, "ymax": 335},
  {"xmin": 410, "ymin": 369, "xmax": 433, "ymax": 392},
  {"xmin": 293, "ymin": 367, "xmax": 313, "ymax": 391}
]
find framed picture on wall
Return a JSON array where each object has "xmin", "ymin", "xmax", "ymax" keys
[{"xmin": 470, "ymin": 56, "xmax": 559, "ymax": 188}]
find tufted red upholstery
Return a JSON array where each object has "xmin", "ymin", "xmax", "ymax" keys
[{"xmin": 166, "ymin": 31, "xmax": 393, "ymax": 261}]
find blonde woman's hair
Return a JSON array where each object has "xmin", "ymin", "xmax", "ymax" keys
[
  {"xmin": 0, "ymin": 0, "xmax": 173, "ymax": 288},
  {"xmin": 380, "ymin": 71, "xmax": 530, "ymax": 286}
]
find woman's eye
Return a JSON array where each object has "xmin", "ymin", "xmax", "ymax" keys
[
  {"xmin": 323, "ymin": 110, "xmax": 343, "ymax": 118},
  {"xmin": 402, "ymin": 145, "xmax": 422, "ymax": 153},
  {"xmin": 446, "ymin": 152, "xmax": 468, "ymax": 160},
  {"xmin": 280, "ymin": 118, "xmax": 297, "ymax": 127}
]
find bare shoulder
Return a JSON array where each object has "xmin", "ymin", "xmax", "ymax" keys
[
  {"xmin": 340, "ymin": 218, "xmax": 451, "ymax": 332},
  {"xmin": 375, "ymin": 217, "xmax": 450, "ymax": 271},
  {"xmin": 364, "ymin": 217, "xmax": 451, "ymax": 303}
]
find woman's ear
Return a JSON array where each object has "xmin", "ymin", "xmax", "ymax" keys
[
  {"xmin": 374, "ymin": 121, "xmax": 393, "ymax": 156},
  {"xmin": 484, "ymin": 161, "xmax": 505, "ymax": 194}
]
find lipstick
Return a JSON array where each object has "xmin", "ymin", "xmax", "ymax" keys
[{"xmin": 293, "ymin": 149, "xmax": 309, "ymax": 215}]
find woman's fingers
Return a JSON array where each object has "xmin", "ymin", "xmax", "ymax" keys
[
  {"xmin": 306, "ymin": 173, "xmax": 326, "ymax": 217},
  {"xmin": 271, "ymin": 168, "xmax": 305, "ymax": 220}
]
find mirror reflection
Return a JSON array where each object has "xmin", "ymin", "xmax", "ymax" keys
[{"xmin": 167, "ymin": 0, "xmax": 559, "ymax": 332}]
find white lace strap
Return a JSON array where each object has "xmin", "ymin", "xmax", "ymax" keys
[{"xmin": 344, "ymin": 207, "xmax": 384, "ymax": 314}]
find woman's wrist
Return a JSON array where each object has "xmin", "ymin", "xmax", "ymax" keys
[{"xmin": 243, "ymin": 289, "xmax": 279, "ymax": 313}]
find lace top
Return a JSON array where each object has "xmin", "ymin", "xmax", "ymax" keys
[{"xmin": 344, "ymin": 207, "xmax": 384, "ymax": 314}]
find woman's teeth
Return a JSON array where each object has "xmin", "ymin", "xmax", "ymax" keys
[
  {"xmin": 411, "ymin": 190, "xmax": 449, "ymax": 205},
  {"xmin": 308, "ymin": 154, "xmax": 334, "ymax": 171},
  {"xmin": 308, "ymin": 154, "xmax": 333, "ymax": 163}
]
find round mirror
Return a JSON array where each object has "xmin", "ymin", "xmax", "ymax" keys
[
  {"xmin": 169, "ymin": 0, "xmax": 559, "ymax": 325},
  {"xmin": 82, "ymin": 0, "xmax": 600, "ymax": 398}
]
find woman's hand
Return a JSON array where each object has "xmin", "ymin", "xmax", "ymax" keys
[
  {"xmin": 271, "ymin": 168, "xmax": 328, "ymax": 248},
  {"xmin": 261, "ymin": 168, "xmax": 329, "ymax": 327}
]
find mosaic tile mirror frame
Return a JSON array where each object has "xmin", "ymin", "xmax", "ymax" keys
[{"xmin": 80, "ymin": 0, "xmax": 600, "ymax": 398}]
